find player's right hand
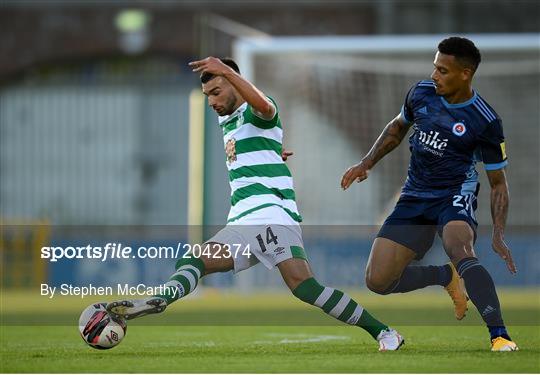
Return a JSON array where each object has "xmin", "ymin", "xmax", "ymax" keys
[
  {"xmin": 341, "ymin": 160, "xmax": 372, "ymax": 190},
  {"xmin": 492, "ymin": 232, "xmax": 517, "ymax": 274},
  {"xmin": 189, "ymin": 57, "xmax": 231, "ymax": 76},
  {"xmin": 281, "ymin": 149, "xmax": 294, "ymax": 161}
]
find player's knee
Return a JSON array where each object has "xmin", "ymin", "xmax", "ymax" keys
[
  {"xmin": 201, "ymin": 257, "xmax": 234, "ymax": 275},
  {"xmin": 443, "ymin": 240, "xmax": 475, "ymax": 264},
  {"xmin": 442, "ymin": 222, "xmax": 475, "ymax": 263},
  {"xmin": 286, "ymin": 274, "xmax": 310, "ymax": 292},
  {"xmin": 365, "ymin": 273, "xmax": 394, "ymax": 295}
]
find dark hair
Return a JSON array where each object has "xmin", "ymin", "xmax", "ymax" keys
[
  {"xmin": 200, "ymin": 57, "xmax": 240, "ymax": 83},
  {"xmin": 438, "ymin": 37, "xmax": 481, "ymax": 72}
]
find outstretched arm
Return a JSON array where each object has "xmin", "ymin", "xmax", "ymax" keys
[
  {"xmin": 189, "ymin": 57, "xmax": 275, "ymax": 120},
  {"xmin": 486, "ymin": 168, "xmax": 516, "ymax": 274},
  {"xmin": 341, "ymin": 114, "xmax": 411, "ymax": 190}
]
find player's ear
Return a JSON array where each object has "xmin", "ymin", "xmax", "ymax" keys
[
  {"xmin": 461, "ymin": 67, "xmax": 473, "ymax": 81},
  {"xmin": 230, "ymin": 85, "xmax": 242, "ymax": 101}
]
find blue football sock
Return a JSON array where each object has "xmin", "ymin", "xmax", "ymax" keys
[
  {"xmin": 457, "ymin": 257, "xmax": 509, "ymax": 339},
  {"xmin": 488, "ymin": 326, "xmax": 511, "ymax": 341},
  {"xmin": 387, "ymin": 264, "xmax": 451, "ymax": 293}
]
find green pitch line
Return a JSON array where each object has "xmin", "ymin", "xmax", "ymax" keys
[{"xmin": 1, "ymin": 325, "xmax": 539, "ymax": 373}]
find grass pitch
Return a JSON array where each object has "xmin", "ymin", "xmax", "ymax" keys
[{"xmin": 1, "ymin": 289, "xmax": 539, "ymax": 373}]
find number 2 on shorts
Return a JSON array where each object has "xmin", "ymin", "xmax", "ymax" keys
[{"xmin": 452, "ymin": 194, "xmax": 470, "ymax": 210}]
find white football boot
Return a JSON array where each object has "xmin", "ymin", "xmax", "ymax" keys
[{"xmin": 377, "ymin": 328, "xmax": 405, "ymax": 351}]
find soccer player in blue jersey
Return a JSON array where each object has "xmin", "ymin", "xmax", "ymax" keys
[{"xmin": 341, "ymin": 37, "xmax": 518, "ymax": 351}]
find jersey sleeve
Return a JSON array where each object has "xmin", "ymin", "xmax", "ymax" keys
[
  {"xmin": 244, "ymin": 96, "xmax": 281, "ymax": 129},
  {"xmin": 399, "ymin": 85, "xmax": 416, "ymax": 125},
  {"xmin": 478, "ymin": 119, "xmax": 508, "ymax": 170}
]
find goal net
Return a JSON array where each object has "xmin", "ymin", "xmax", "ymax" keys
[{"xmin": 233, "ymin": 34, "xmax": 540, "ymax": 227}]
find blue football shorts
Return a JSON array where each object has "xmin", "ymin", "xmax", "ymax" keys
[{"xmin": 377, "ymin": 192, "xmax": 478, "ymax": 260}]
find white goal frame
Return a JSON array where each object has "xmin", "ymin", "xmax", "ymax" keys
[{"xmin": 234, "ymin": 33, "xmax": 540, "ymax": 82}]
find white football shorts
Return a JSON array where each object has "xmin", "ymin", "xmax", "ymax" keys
[{"xmin": 205, "ymin": 205, "xmax": 306, "ymax": 273}]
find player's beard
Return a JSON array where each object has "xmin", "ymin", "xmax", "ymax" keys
[{"xmin": 222, "ymin": 95, "xmax": 240, "ymax": 116}]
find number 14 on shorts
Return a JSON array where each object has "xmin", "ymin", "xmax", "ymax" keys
[{"xmin": 256, "ymin": 227, "xmax": 279, "ymax": 253}]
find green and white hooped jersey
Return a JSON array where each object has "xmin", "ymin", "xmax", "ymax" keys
[{"xmin": 219, "ymin": 99, "xmax": 302, "ymax": 224}]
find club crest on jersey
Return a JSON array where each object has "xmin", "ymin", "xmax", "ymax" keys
[
  {"xmin": 225, "ymin": 138, "xmax": 237, "ymax": 164},
  {"xmin": 452, "ymin": 122, "xmax": 467, "ymax": 136}
]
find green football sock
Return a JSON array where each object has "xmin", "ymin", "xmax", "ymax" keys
[
  {"xmin": 355, "ymin": 309, "xmax": 389, "ymax": 339},
  {"xmin": 155, "ymin": 257, "xmax": 206, "ymax": 305},
  {"xmin": 293, "ymin": 277, "xmax": 388, "ymax": 339}
]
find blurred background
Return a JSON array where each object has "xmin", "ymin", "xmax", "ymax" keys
[{"xmin": 1, "ymin": 0, "xmax": 539, "ymax": 298}]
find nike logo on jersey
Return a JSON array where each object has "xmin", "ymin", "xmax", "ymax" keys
[
  {"xmin": 418, "ymin": 130, "xmax": 448, "ymax": 156},
  {"xmin": 418, "ymin": 106, "xmax": 428, "ymax": 115}
]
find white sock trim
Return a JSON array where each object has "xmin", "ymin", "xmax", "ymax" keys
[
  {"xmin": 313, "ymin": 287, "xmax": 334, "ymax": 308},
  {"xmin": 171, "ymin": 270, "xmax": 197, "ymax": 292},
  {"xmin": 178, "ymin": 264, "xmax": 202, "ymax": 279},
  {"xmin": 329, "ymin": 294, "xmax": 351, "ymax": 318}
]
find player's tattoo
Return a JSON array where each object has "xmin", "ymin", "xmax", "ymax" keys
[
  {"xmin": 490, "ymin": 185, "xmax": 509, "ymax": 233},
  {"xmin": 487, "ymin": 169, "xmax": 509, "ymax": 234},
  {"xmin": 364, "ymin": 116, "xmax": 410, "ymax": 165}
]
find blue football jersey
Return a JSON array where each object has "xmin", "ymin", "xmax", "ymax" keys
[{"xmin": 399, "ymin": 80, "xmax": 508, "ymax": 199}]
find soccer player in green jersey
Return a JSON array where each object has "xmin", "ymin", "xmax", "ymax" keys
[{"xmin": 106, "ymin": 57, "xmax": 404, "ymax": 351}]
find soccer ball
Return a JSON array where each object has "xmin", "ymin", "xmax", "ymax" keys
[{"xmin": 79, "ymin": 302, "xmax": 127, "ymax": 349}]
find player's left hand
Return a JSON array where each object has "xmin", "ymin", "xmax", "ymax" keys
[
  {"xmin": 492, "ymin": 233, "xmax": 517, "ymax": 274},
  {"xmin": 281, "ymin": 150, "xmax": 293, "ymax": 161},
  {"xmin": 341, "ymin": 159, "xmax": 372, "ymax": 190},
  {"xmin": 189, "ymin": 57, "xmax": 231, "ymax": 76}
]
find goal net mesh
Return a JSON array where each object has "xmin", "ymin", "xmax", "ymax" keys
[{"xmin": 245, "ymin": 46, "xmax": 539, "ymax": 226}]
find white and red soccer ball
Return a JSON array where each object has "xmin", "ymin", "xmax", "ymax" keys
[{"xmin": 79, "ymin": 303, "xmax": 126, "ymax": 349}]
